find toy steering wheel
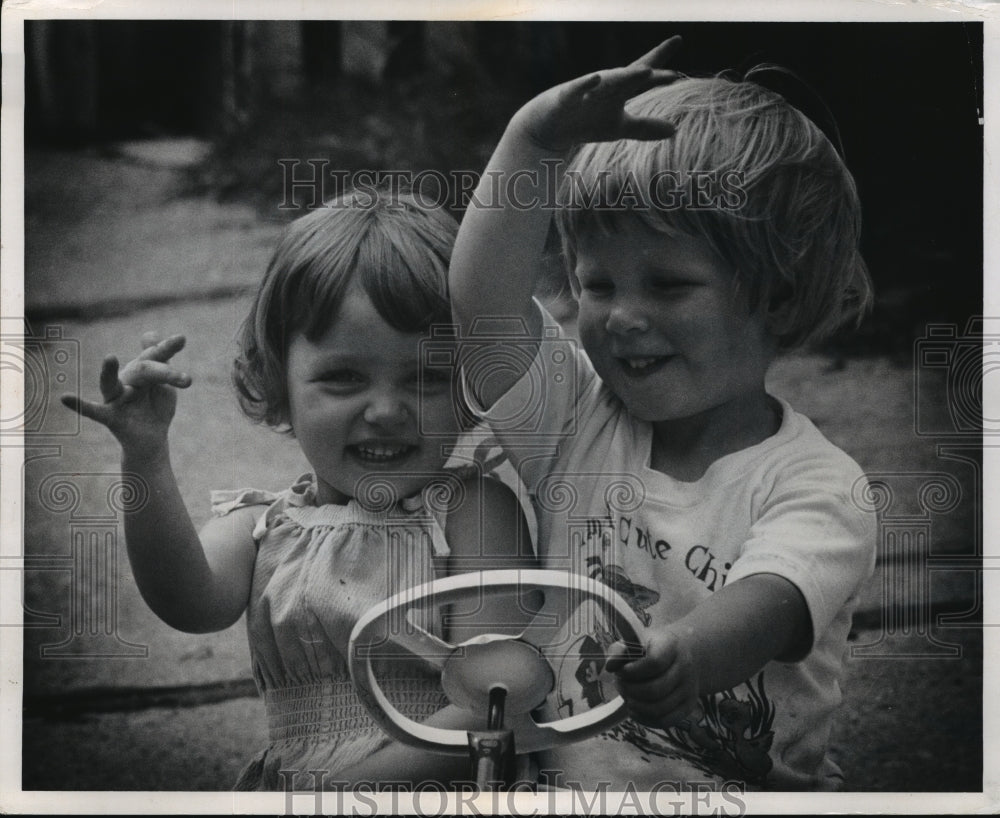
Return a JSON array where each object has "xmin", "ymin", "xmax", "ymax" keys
[{"xmin": 348, "ymin": 569, "xmax": 644, "ymax": 755}]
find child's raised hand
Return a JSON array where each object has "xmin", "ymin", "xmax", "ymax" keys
[
  {"xmin": 61, "ymin": 332, "xmax": 192, "ymax": 457},
  {"xmin": 605, "ymin": 628, "xmax": 700, "ymax": 729},
  {"xmin": 512, "ymin": 36, "xmax": 683, "ymax": 152}
]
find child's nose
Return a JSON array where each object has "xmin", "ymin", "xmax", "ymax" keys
[
  {"xmin": 362, "ymin": 393, "xmax": 409, "ymax": 426},
  {"xmin": 605, "ymin": 301, "xmax": 650, "ymax": 335}
]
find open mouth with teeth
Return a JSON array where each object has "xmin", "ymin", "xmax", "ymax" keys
[
  {"xmin": 346, "ymin": 443, "xmax": 418, "ymax": 464},
  {"xmin": 617, "ymin": 356, "xmax": 672, "ymax": 376}
]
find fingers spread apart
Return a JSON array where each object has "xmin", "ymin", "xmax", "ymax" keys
[
  {"xmin": 60, "ymin": 393, "xmax": 116, "ymax": 426},
  {"xmin": 120, "ymin": 358, "xmax": 192, "ymax": 390},
  {"xmin": 580, "ymin": 65, "xmax": 680, "ymax": 100},
  {"xmin": 138, "ymin": 333, "xmax": 186, "ymax": 362},
  {"xmin": 99, "ymin": 356, "xmax": 125, "ymax": 403}
]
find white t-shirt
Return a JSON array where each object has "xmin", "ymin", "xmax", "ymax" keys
[{"xmin": 474, "ymin": 302, "xmax": 877, "ymax": 791}]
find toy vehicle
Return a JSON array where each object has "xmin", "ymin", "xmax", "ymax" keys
[{"xmin": 349, "ymin": 569, "xmax": 643, "ymax": 790}]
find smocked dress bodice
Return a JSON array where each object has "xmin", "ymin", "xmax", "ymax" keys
[{"xmin": 212, "ymin": 475, "xmax": 452, "ymax": 791}]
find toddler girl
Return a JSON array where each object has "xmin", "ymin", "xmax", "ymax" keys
[{"xmin": 63, "ymin": 187, "xmax": 536, "ymax": 790}]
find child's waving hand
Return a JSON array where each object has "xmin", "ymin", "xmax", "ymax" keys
[
  {"xmin": 514, "ymin": 36, "xmax": 683, "ymax": 152},
  {"xmin": 61, "ymin": 332, "xmax": 192, "ymax": 455},
  {"xmin": 60, "ymin": 330, "xmax": 253, "ymax": 635}
]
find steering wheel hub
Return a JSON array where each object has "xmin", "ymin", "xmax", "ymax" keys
[{"xmin": 441, "ymin": 637, "xmax": 553, "ymax": 717}]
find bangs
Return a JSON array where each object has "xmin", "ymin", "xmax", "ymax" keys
[
  {"xmin": 353, "ymin": 206, "xmax": 453, "ymax": 334},
  {"xmin": 557, "ymin": 76, "xmax": 806, "ymax": 266},
  {"xmin": 290, "ymin": 195, "xmax": 455, "ymax": 341},
  {"xmin": 555, "ymin": 75, "xmax": 871, "ymax": 347},
  {"xmin": 234, "ymin": 188, "xmax": 458, "ymax": 428}
]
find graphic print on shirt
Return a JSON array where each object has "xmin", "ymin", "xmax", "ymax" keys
[
  {"xmin": 661, "ymin": 673, "xmax": 777, "ymax": 784},
  {"xmin": 554, "ymin": 517, "xmax": 661, "ymax": 718},
  {"xmin": 594, "ymin": 673, "xmax": 777, "ymax": 786},
  {"xmin": 575, "ymin": 517, "xmax": 662, "ymax": 624},
  {"xmin": 557, "ymin": 513, "xmax": 777, "ymax": 785},
  {"xmin": 586, "ymin": 553, "xmax": 661, "ymax": 626},
  {"xmin": 554, "ymin": 540, "xmax": 661, "ymax": 718}
]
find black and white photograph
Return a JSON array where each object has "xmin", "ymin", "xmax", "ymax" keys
[{"xmin": 0, "ymin": 1, "xmax": 995, "ymax": 814}]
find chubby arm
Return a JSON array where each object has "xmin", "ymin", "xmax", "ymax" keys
[
  {"xmin": 607, "ymin": 573, "xmax": 811, "ymax": 727},
  {"xmin": 62, "ymin": 334, "xmax": 255, "ymax": 633},
  {"xmin": 449, "ymin": 38, "xmax": 681, "ymax": 408},
  {"xmin": 444, "ymin": 476, "xmax": 540, "ymax": 640},
  {"xmin": 120, "ymin": 447, "xmax": 257, "ymax": 633}
]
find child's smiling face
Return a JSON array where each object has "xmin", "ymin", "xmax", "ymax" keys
[
  {"xmin": 574, "ymin": 222, "xmax": 777, "ymax": 446},
  {"xmin": 285, "ymin": 285, "xmax": 459, "ymax": 506}
]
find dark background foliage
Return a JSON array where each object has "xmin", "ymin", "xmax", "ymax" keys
[{"xmin": 25, "ymin": 20, "xmax": 983, "ymax": 355}]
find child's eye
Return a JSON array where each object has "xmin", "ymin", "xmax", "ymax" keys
[
  {"xmin": 650, "ymin": 278, "xmax": 697, "ymax": 294},
  {"xmin": 316, "ymin": 369, "xmax": 365, "ymax": 387}
]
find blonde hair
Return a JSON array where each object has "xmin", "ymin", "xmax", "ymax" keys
[{"xmin": 555, "ymin": 74, "xmax": 873, "ymax": 348}]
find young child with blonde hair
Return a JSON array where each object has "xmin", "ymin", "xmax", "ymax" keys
[{"xmin": 449, "ymin": 37, "xmax": 876, "ymax": 791}]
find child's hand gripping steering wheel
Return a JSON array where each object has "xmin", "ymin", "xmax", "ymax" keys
[{"xmin": 348, "ymin": 569, "xmax": 644, "ymax": 759}]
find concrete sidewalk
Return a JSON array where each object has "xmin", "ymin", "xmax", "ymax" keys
[{"xmin": 12, "ymin": 147, "xmax": 985, "ymax": 796}]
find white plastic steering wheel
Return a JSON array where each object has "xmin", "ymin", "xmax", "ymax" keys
[{"xmin": 348, "ymin": 569, "xmax": 644, "ymax": 755}]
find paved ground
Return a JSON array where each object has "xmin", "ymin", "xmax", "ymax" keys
[{"xmin": 6, "ymin": 145, "xmax": 990, "ymax": 807}]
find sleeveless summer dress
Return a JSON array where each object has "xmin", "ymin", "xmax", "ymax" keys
[{"xmin": 212, "ymin": 474, "xmax": 453, "ymax": 791}]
